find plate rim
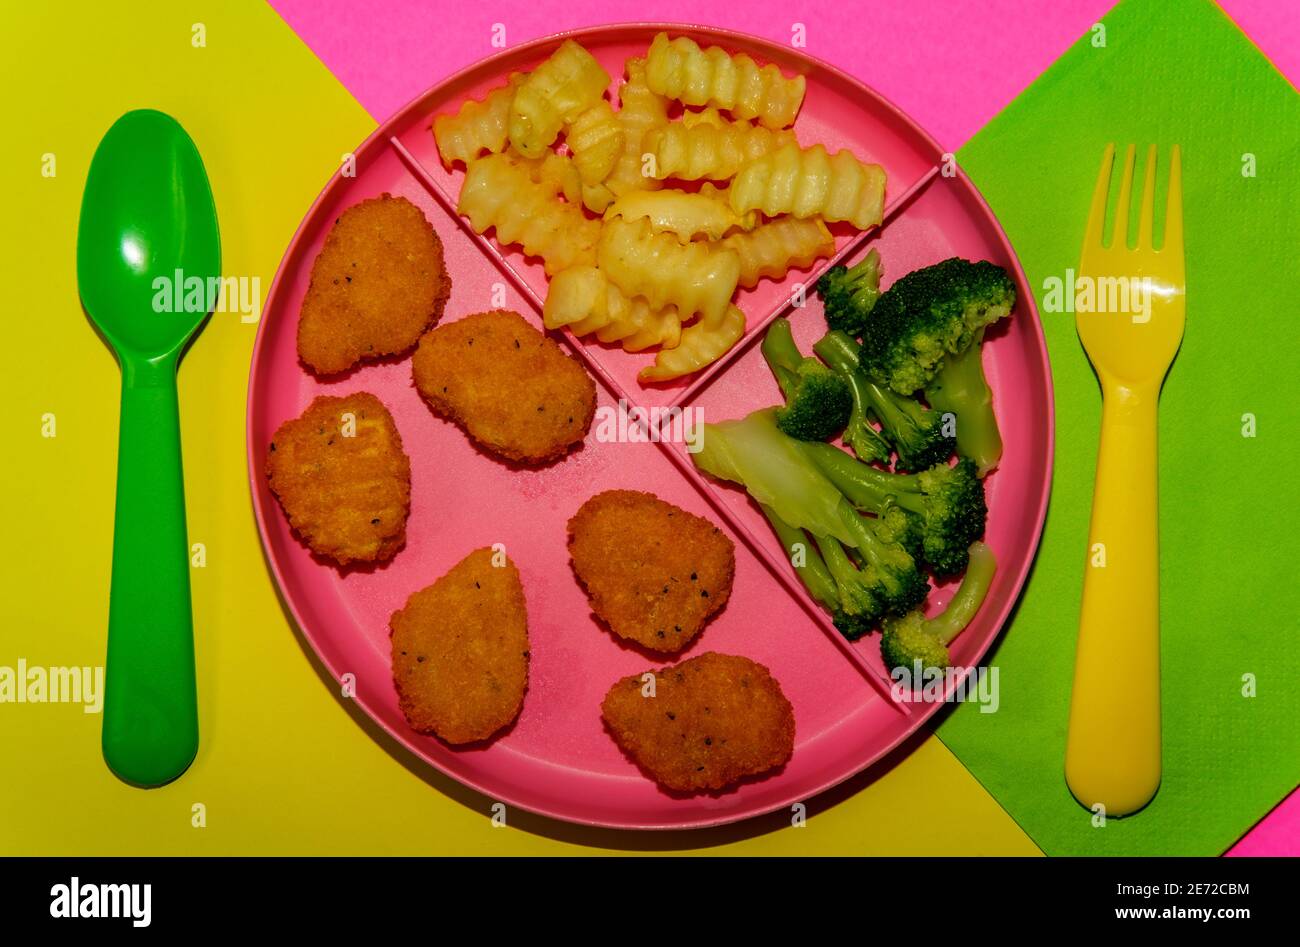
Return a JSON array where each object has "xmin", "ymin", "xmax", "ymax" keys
[{"xmin": 245, "ymin": 22, "xmax": 1056, "ymax": 831}]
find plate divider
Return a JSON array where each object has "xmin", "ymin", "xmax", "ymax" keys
[
  {"xmin": 642, "ymin": 167, "xmax": 946, "ymax": 707},
  {"xmin": 662, "ymin": 165, "xmax": 941, "ymax": 412},
  {"xmin": 396, "ymin": 129, "xmax": 932, "ymax": 708},
  {"xmin": 388, "ymin": 137, "xmax": 638, "ymax": 409},
  {"xmin": 653, "ymin": 437, "xmax": 912, "ymax": 712}
]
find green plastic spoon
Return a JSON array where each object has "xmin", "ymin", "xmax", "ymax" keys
[{"xmin": 77, "ymin": 110, "xmax": 220, "ymax": 786}]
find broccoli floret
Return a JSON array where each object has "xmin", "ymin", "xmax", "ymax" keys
[
  {"xmin": 815, "ymin": 520, "xmax": 927, "ymax": 636},
  {"xmin": 831, "ymin": 609, "xmax": 877, "ymax": 642},
  {"xmin": 816, "ymin": 532, "xmax": 885, "ymax": 638},
  {"xmin": 761, "ymin": 318, "xmax": 852, "ymax": 442},
  {"xmin": 924, "ymin": 330, "xmax": 1001, "ymax": 476},
  {"xmin": 820, "ymin": 340, "xmax": 892, "ymax": 463},
  {"xmin": 835, "ymin": 502, "xmax": 929, "ymax": 617},
  {"xmin": 880, "ymin": 615, "xmax": 950, "ymax": 672},
  {"xmin": 800, "ymin": 441, "xmax": 987, "ymax": 577},
  {"xmin": 880, "ymin": 541, "xmax": 997, "ymax": 671},
  {"xmin": 873, "ymin": 503, "xmax": 925, "ymax": 564},
  {"xmin": 815, "ymin": 331, "xmax": 955, "ymax": 472},
  {"xmin": 694, "ymin": 410, "xmax": 930, "ymax": 635},
  {"xmin": 776, "ymin": 364, "xmax": 853, "ymax": 442},
  {"xmin": 813, "ymin": 330, "xmax": 889, "ymax": 464},
  {"xmin": 855, "ymin": 258, "xmax": 1014, "ymax": 475},
  {"xmin": 864, "ymin": 380, "xmax": 955, "ymax": 472},
  {"xmin": 859, "ymin": 258, "xmax": 1014, "ymax": 394},
  {"xmin": 816, "ymin": 248, "xmax": 882, "ymax": 336},
  {"xmin": 760, "ymin": 504, "xmax": 877, "ymax": 641},
  {"xmin": 910, "ymin": 460, "xmax": 988, "ymax": 575}
]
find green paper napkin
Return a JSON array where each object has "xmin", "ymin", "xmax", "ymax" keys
[{"xmin": 937, "ymin": 0, "xmax": 1300, "ymax": 855}]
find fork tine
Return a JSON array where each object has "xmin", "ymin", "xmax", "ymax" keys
[
  {"xmin": 1163, "ymin": 144, "xmax": 1183, "ymax": 253},
  {"xmin": 1083, "ymin": 143, "xmax": 1115, "ymax": 249},
  {"xmin": 1112, "ymin": 144, "xmax": 1136, "ymax": 249},
  {"xmin": 1137, "ymin": 144, "xmax": 1158, "ymax": 249}
]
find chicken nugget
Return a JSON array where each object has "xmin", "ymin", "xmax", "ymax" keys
[
  {"xmin": 412, "ymin": 309, "xmax": 595, "ymax": 464},
  {"xmin": 390, "ymin": 548, "xmax": 530, "ymax": 744},
  {"xmin": 265, "ymin": 392, "xmax": 410, "ymax": 566},
  {"xmin": 298, "ymin": 194, "xmax": 450, "ymax": 375},
  {"xmin": 568, "ymin": 490, "xmax": 734, "ymax": 652},
  {"xmin": 601, "ymin": 652, "xmax": 795, "ymax": 792}
]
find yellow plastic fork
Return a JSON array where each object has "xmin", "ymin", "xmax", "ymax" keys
[{"xmin": 1065, "ymin": 144, "xmax": 1185, "ymax": 817}]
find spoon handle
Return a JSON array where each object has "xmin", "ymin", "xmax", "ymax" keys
[{"xmin": 102, "ymin": 362, "xmax": 198, "ymax": 786}]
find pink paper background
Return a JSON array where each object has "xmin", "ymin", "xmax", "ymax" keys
[
  {"xmin": 269, "ymin": 0, "xmax": 1298, "ymax": 149},
  {"xmin": 266, "ymin": 0, "xmax": 1298, "ymax": 855}
]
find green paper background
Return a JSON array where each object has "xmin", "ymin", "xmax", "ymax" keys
[{"xmin": 937, "ymin": 0, "xmax": 1300, "ymax": 855}]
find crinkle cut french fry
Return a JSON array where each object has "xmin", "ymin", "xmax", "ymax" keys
[
  {"xmin": 645, "ymin": 32, "xmax": 805, "ymax": 129},
  {"xmin": 597, "ymin": 297, "xmax": 682, "ymax": 352},
  {"xmin": 543, "ymin": 265, "xmax": 609, "ymax": 334},
  {"xmin": 513, "ymin": 138, "xmax": 613, "ymax": 213},
  {"xmin": 604, "ymin": 189, "xmax": 749, "ymax": 242},
  {"xmin": 566, "ymin": 101, "xmax": 624, "ymax": 185},
  {"xmin": 597, "ymin": 217, "xmax": 740, "ymax": 326},
  {"xmin": 730, "ymin": 143, "xmax": 886, "ymax": 229},
  {"xmin": 543, "ymin": 266, "xmax": 682, "ymax": 351},
  {"xmin": 433, "ymin": 73, "xmax": 527, "ymax": 168},
  {"xmin": 439, "ymin": 39, "xmax": 847, "ymax": 386},
  {"xmin": 697, "ymin": 182, "xmax": 758, "ymax": 231},
  {"xmin": 605, "ymin": 57, "xmax": 668, "ymax": 198},
  {"xmin": 580, "ymin": 183, "xmax": 616, "ymax": 214},
  {"xmin": 641, "ymin": 119, "xmax": 795, "ymax": 181},
  {"xmin": 639, "ymin": 305, "xmax": 746, "ymax": 383},
  {"xmin": 458, "ymin": 154, "xmax": 599, "ymax": 275},
  {"xmin": 681, "ymin": 106, "xmax": 726, "ymax": 128},
  {"xmin": 722, "ymin": 216, "xmax": 835, "ymax": 288},
  {"xmin": 509, "ymin": 39, "xmax": 610, "ymax": 158},
  {"xmin": 513, "ymin": 150, "xmax": 583, "ymax": 204}
]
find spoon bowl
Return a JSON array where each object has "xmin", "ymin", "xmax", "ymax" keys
[{"xmin": 79, "ymin": 110, "xmax": 219, "ymax": 361}]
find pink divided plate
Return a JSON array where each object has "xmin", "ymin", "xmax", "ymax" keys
[{"xmin": 247, "ymin": 24, "xmax": 1054, "ymax": 830}]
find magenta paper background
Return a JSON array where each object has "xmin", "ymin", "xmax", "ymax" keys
[
  {"xmin": 270, "ymin": 0, "xmax": 1298, "ymax": 149},
  {"xmin": 267, "ymin": 0, "xmax": 1298, "ymax": 855}
]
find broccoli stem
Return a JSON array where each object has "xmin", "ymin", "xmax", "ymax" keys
[
  {"xmin": 760, "ymin": 317, "xmax": 803, "ymax": 400},
  {"xmin": 818, "ymin": 527, "xmax": 864, "ymax": 590},
  {"xmin": 860, "ymin": 379, "xmax": 933, "ymax": 455},
  {"xmin": 814, "ymin": 331, "xmax": 891, "ymax": 462},
  {"xmin": 836, "ymin": 502, "xmax": 893, "ymax": 578},
  {"xmin": 925, "ymin": 541, "xmax": 997, "ymax": 645},
  {"xmin": 843, "ymin": 372, "xmax": 893, "ymax": 461},
  {"xmin": 835, "ymin": 501, "xmax": 927, "ymax": 613},
  {"xmin": 815, "ymin": 329, "xmax": 955, "ymax": 471},
  {"xmin": 924, "ymin": 330, "xmax": 1002, "ymax": 476},
  {"xmin": 812, "ymin": 329, "xmax": 862, "ymax": 376},
  {"xmin": 759, "ymin": 504, "xmax": 838, "ymax": 610},
  {"xmin": 694, "ymin": 409, "xmax": 862, "ymax": 547},
  {"xmin": 797, "ymin": 440, "xmax": 925, "ymax": 515}
]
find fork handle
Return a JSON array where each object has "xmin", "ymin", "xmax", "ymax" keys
[
  {"xmin": 1065, "ymin": 381, "xmax": 1161, "ymax": 816},
  {"xmin": 102, "ymin": 358, "xmax": 199, "ymax": 786}
]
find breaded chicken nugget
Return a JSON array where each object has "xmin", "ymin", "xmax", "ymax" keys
[
  {"xmin": 265, "ymin": 392, "xmax": 410, "ymax": 566},
  {"xmin": 602, "ymin": 652, "xmax": 795, "ymax": 792},
  {"xmin": 390, "ymin": 548, "xmax": 530, "ymax": 744},
  {"xmin": 298, "ymin": 194, "xmax": 450, "ymax": 375},
  {"xmin": 412, "ymin": 310, "xmax": 595, "ymax": 464},
  {"xmin": 568, "ymin": 490, "xmax": 735, "ymax": 652}
]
